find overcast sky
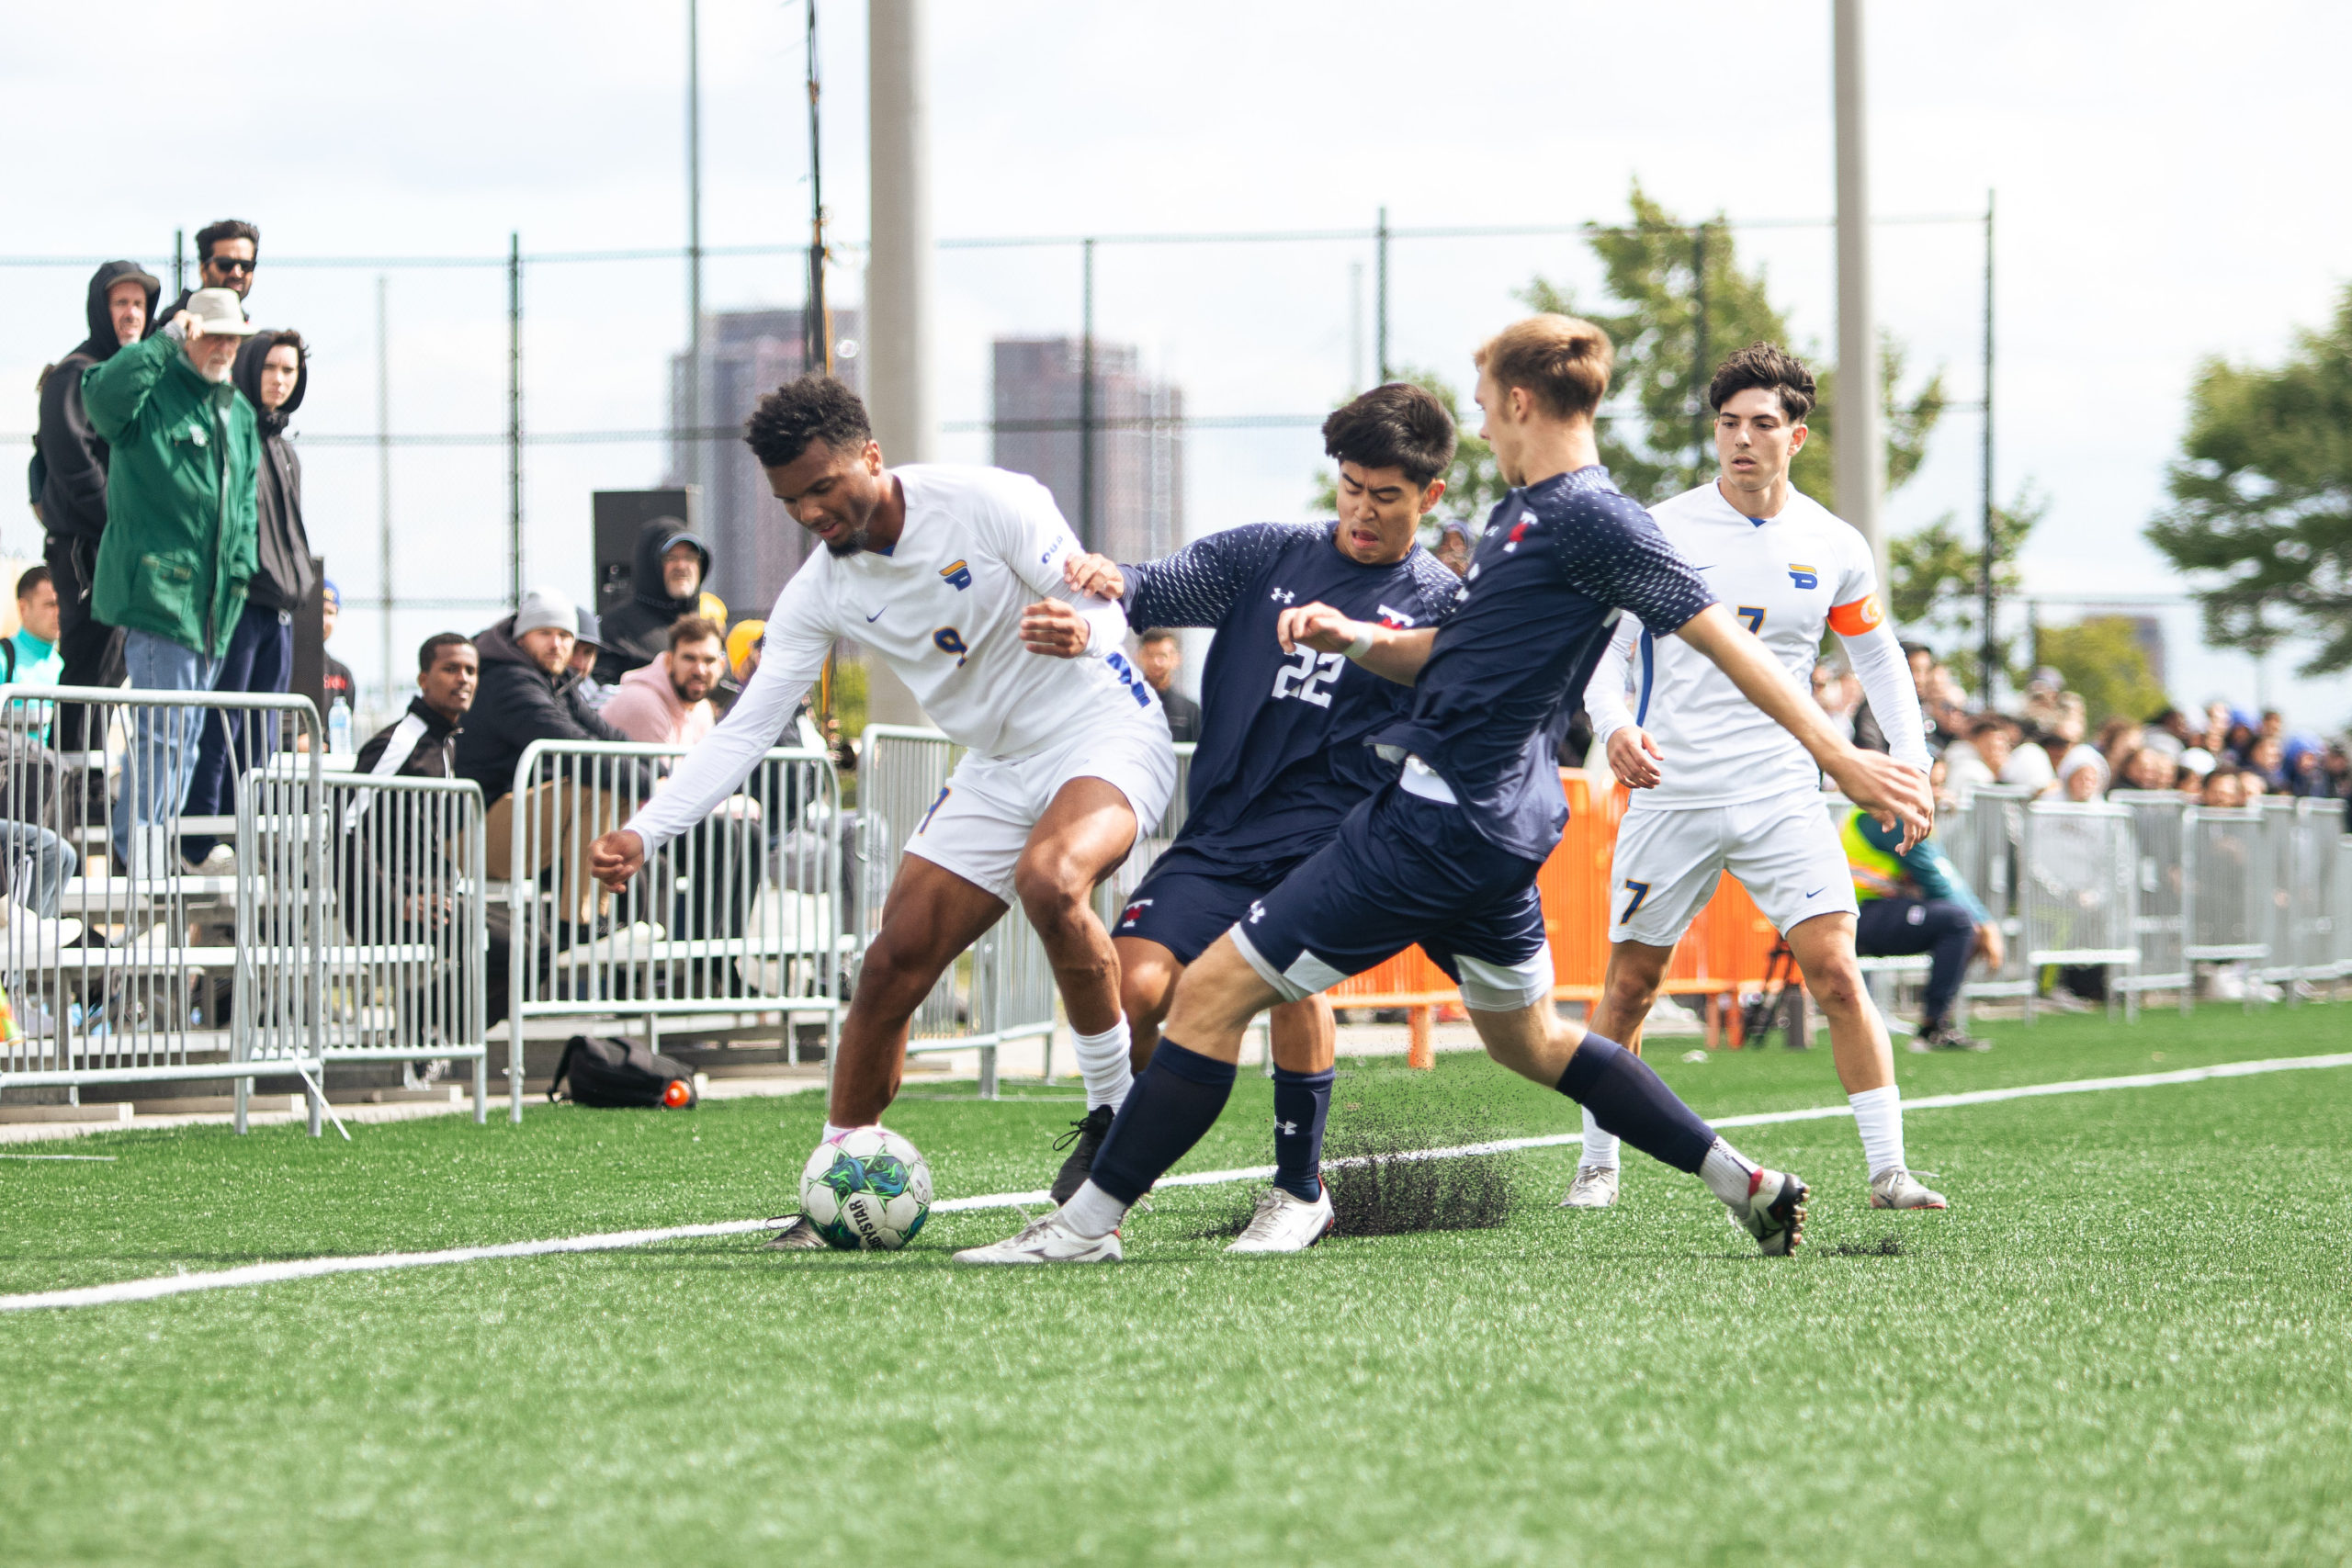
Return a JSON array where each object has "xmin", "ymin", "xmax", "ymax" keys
[{"xmin": 6, "ymin": 1, "xmax": 2347, "ymax": 727}]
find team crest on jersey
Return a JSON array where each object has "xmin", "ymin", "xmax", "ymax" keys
[
  {"xmin": 1375, "ymin": 603, "xmax": 1418, "ymax": 628},
  {"xmin": 1503, "ymin": 519, "xmax": 1532, "ymax": 552},
  {"xmin": 939, "ymin": 559, "xmax": 974, "ymax": 591},
  {"xmin": 1118, "ymin": 897, "xmax": 1152, "ymax": 929},
  {"xmin": 1788, "ymin": 564, "xmax": 1819, "ymax": 590}
]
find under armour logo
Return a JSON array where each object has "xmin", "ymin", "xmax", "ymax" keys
[
  {"xmin": 1275, "ymin": 1119, "xmax": 1298, "ymax": 1136},
  {"xmin": 1248, "ymin": 901, "xmax": 1266, "ymax": 923},
  {"xmin": 1270, "ymin": 587, "xmax": 1296, "ymax": 604}
]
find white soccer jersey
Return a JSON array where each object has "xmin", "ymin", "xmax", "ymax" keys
[
  {"xmin": 1585, "ymin": 480, "xmax": 1926, "ymax": 809},
  {"xmin": 625, "ymin": 463, "xmax": 1159, "ymax": 852}
]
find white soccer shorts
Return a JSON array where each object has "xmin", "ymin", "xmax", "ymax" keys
[
  {"xmin": 1607, "ymin": 789, "xmax": 1859, "ymax": 948},
  {"xmin": 904, "ymin": 708, "xmax": 1176, "ymax": 904}
]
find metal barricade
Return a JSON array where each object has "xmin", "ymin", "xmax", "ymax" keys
[
  {"xmin": 504, "ymin": 739, "xmax": 843, "ymax": 1122},
  {"xmin": 2018, "ymin": 802, "xmax": 2140, "ymax": 1021},
  {"xmin": 0, "ymin": 684, "xmax": 332, "ymax": 1131},
  {"xmin": 2108, "ymin": 791, "xmax": 2188, "ymax": 1002},
  {"xmin": 1947, "ymin": 785, "xmax": 2034, "ymax": 1000},
  {"xmin": 856, "ymin": 725, "xmax": 1058, "ymax": 1097},
  {"xmin": 2259, "ymin": 797, "xmax": 2339, "ymax": 991},
  {"xmin": 2182, "ymin": 805, "xmax": 2269, "ymax": 1008},
  {"xmin": 269, "ymin": 770, "xmax": 490, "ymax": 1126}
]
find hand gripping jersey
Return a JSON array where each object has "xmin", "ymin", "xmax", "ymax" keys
[
  {"xmin": 1124, "ymin": 522, "xmax": 1465, "ymax": 859},
  {"xmin": 624, "ymin": 463, "xmax": 1153, "ymax": 852},
  {"xmin": 1370, "ymin": 468, "xmax": 1717, "ymax": 863},
  {"xmin": 1584, "ymin": 481, "xmax": 1929, "ymax": 810}
]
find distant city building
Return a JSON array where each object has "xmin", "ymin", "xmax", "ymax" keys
[
  {"xmin": 990, "ymin": 337, "xmax": 1182, "ymax": 566},
  {"xmin": 668, "ymin": 307, "xmax": 862, "ymax": 617},
  {"xmin": 2125, "ymin": 614, "xmax": 2167, "ymax": 692}
]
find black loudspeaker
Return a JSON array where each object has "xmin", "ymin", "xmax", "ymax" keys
[{"xmin": 594, "ymin": 489, "xmax": 698, "ymax": 617}]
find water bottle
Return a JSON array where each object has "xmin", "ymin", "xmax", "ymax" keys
[{"xmin": 328, "ymin": 696, "xmax": 353, "ymax": 755}]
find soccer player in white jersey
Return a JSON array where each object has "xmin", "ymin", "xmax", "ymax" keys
[
  {"xmin": 1565, "ymin": 344, "xmax": 1947, "ymax": 1213},
  {"xmin": 588, "ymin": 378, "xmax": 1175, "ymax": 1248}
]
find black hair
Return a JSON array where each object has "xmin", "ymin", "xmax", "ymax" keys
[
  {"xmin": 744, "ymin": 375, "xmax": 873, "ymax": 468},
  {"xmin": 667, "ymin": 614, "xmax": 726, "ymax": 652},
  {"xmin": 16, "ymin": 565, "xmax": 51, "ymax": 600},
  {"xmin": 266, "ymin": 328, "xmax": 305, "ymax": 355},
  {"xmin": 1898, "ymin": 639, "xmax": 1931, "ymax": 661},
  {"xmin": 1707, "ymin": 343, "xmax": 1816, "ymax": 421},
  {"xmin": 1321, "ymin": 382, "xmax": 1457, "ymax": 487},
  {"xmin": 418, "ymin": 632, "xmax": 474, "ymax": 673},
  {"xmin": 1136, "ymin": 627, "xmax": 1179, "ymax": 647},
  {"xmin": 196, "ymin": 219, "xmax": 261, "ymax": 263}
]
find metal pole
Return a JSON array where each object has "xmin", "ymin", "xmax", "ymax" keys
[
  {"xmin": 1980, "ymin": 190, "xmax": 1998, "ymax": 707},
  {"xmin": 377, "ymin": 276, "xmax": 392, "ymax": 714},
  {"xmin": 1691, "ymin": 222, "xmax": 1710, "ymax": 481},
  {"xmin": 1349, "ymin": 260, "xmax": 1363, "ymax": 395},
  {"xmin": 1833, "ymin": 0, "xmax": 1886, "ymax": 588},
  {"xmin": 1080, "ymin": 237, "xmax": 1096, "ymax": 555},
  {"xmin": 173, "ymin": 229, "xmax": 185, "ymax": 298},
  {"xmin": 685, "ymin": 0, "xmax": 702, "ymax": 496},
  {"xmin": 506, "ymin": 231, "xmax": 522, "ymax": 606},
  {"xmin": 864, "ymin": 0, "xmax": 933, "ymax": 729},
  {"xmin": 1374, "ymin": 206, "xmax": 1390, "ymax": 382},
  {"xmin": 806, "ymin": 0, "xmax": 829, "ymax": 375}
]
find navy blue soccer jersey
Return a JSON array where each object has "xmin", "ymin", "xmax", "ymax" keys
[
  {"xmin": 1124, "ymin": 522, "xmax": 1465, "ymax": 860},
  {"xmin": 1372, "ymin": 468, "xmax": 1716, "ymax": 863}
]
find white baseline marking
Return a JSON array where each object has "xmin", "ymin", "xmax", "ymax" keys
[{"xmin": 8, "ymin": 1051, "xmax": 2348, "ymax": 1314}]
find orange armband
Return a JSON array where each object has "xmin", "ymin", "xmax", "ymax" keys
[{"xmin": 1827, "ymin": 594, "xmax": 1884, "ymax": 637}]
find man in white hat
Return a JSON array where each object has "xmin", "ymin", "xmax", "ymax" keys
[{"xmin": 80, "ymin": 287, "xmax": 261, "ymax": 873}]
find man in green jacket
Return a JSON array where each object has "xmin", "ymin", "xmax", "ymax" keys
[{"xmin": 80, "ymin": 287, "xmax": 260, "ymax": 873}]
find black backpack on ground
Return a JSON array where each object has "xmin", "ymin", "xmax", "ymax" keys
[{"xmin": 548, "ymin": 1034, "xmax": 698, "ymax": 1109}]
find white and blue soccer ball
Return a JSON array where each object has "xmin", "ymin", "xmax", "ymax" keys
[{"xmin": 798, "ymin": 1125, "xmax": 933, "ymax": 1251}]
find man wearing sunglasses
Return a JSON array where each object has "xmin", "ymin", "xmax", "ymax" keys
[{"xmin": 148, "ymin": 220, "xmax": 259, "ymax": 335}]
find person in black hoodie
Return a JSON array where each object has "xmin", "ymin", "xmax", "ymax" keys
[
  {"xmin": 33, "ymin": 259, "xmax": 157, "ymax": 748},
  {"xmin": 457, "ymin": 590, "xmax": 649, "ymax": 921},
  {"xmin": 592, "ymin": 518, "xmax": 710, "ymax": 684},
  {"xmin": 182, "ymin": 329, "xmax": 315, "ymax": 862}
]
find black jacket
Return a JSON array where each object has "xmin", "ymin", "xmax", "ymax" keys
[
  {"xmin": 230, "ymin": 333, "xmax": 316, "ymax": 611},
  {"xmin": 34, "ymin": 261, "xmax": 162, "ymax": 543},
  {"xmin": 457, "ymin": 616, "xmax": 639, "ymax": 807},
  {"xmin": 594, "ymin": 519, "xmax": 711, "ymax": 683},
  {"xmin": 356, "ymin": 696, "xmax": 463, "ymax": 779}
]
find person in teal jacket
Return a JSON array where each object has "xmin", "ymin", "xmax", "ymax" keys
[
  {"xmin": 78, "ymin": 288, "xmax": 260, "ymax": 873},
  {"xmin": 1843, "ymin": 806, "xmax": 2000, "ymax": 1050}
]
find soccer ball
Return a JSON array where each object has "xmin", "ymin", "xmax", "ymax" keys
[{"xmin": 798, "ymin": 1125, "xmax": 933, "ymax": 1251}]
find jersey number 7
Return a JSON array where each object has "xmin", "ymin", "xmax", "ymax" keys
[{"xmin": 1272, "ymin": 648, "xmax": 1345, "ymax": 708}]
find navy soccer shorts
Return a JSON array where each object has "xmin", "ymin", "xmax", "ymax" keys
[
  {"xmin": 1227, "ymin": 786, "xmax": 1555, "ymax": 1011},
  {"xmin": 1114, "ymin": 843, "xmax": 1312, "ymax": 966}
]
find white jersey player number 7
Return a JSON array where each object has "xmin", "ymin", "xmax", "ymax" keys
[
  {"xmin": 1585, "ymin": 481, "xmax": 1928, "ymax": 807},
  {"xmin": 625, "ymin": 463, "xmax": 1159, "ymax": 853}
]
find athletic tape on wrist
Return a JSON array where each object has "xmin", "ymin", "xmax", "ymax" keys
[{"xmin": 1342, "ymin": 627, "xmax": 1374, "ymax": 660}]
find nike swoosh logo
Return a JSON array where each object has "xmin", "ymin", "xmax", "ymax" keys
[
  {"xmin": 1690, "ymin": 564, "xmax": 1717, "ymax": 571},
  {"xmin": 1804, "ymin": 886, "xmax": 1826, "ymax": 897},
  {"xmin": 865, "ymin": 608, "xmax": 885, "ymax": 623}
]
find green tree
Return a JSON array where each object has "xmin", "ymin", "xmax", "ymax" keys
[
  {"xmin": 1885, "ymin": 487, "xmax": 2046, "ymax": 699},
  {"xmin": 2147, "ymin": 284, "xmax": 2352, "ymax": 674},
  {"xmin": 1521, "ymin": 182, "xmax": 1948, "ymax": 507},
  {"xmin": 2033, "ymin": 615, "xmax": 2171, "ymax": 727}
]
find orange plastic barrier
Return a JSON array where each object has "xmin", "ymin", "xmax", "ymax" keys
[{"xmin": 1328, "ymin": 773, "xmax": 1791, "ymax": 1064}]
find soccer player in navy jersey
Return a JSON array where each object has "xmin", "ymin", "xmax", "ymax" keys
[
  {"xmin": 1045, "ymin": 383, "xmax": 1467, "ymax": 1249},
  {"xmin": 957, "ymin": 315, "xmax": 1935, "ymax": 1266}
]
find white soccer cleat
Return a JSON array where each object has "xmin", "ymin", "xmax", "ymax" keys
[
  {"xmin": 1227, "ymin": 1185, "xmax": 1336, "ymax": 1253},
  {"xmin": 953, "ymin": 1209, "xmax": 1123, "ymax": 1266},
  {"xmin": 1729, "ymin": 1168, "xmax": 1809, "ymax": 1256},
  {"xmin": 1559, "ymin": 1164, "xmax": 1621, "ymax": 1209},
  {"xmin": 1868, "ymin": 1168, "xmax": 1948, "ymax": 1211}
]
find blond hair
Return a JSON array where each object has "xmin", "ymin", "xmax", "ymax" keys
[{"xmin": 1474, "ymin": 314, "xmax": 1613, "ymax": 421}]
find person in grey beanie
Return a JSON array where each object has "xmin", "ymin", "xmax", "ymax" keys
[{"xmin": 455, "ymin": 588, "xmax": 645, "ymax": 924}]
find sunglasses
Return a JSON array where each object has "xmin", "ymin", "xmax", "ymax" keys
[{"xmin": 207, "ymin": 256, "xmax": 255, "ymax": 275}]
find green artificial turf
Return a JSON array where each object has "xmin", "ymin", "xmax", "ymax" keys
[{"xmin": 4, "ymin": 1004, "xmax": 2350, "ymax": 1567}]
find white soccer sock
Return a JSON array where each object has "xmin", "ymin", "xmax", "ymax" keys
[
  {"xmin": 1060, "ymin": 1178, "xmax": 1128, "ymax": 1238},
  {"xmin": 1071, "ymin": 1019, "xmax": 1135, "ymax": 1112},
  {"xmin": 1698, "ymin": 1137, "xmax": 1760, "ymax": 1208},
  {"xmin": 1579, "ymin": 1106, "xmax": 1621, "ymax": 1171},
  {"xmin": 1849, "ymin": 1085, "xmax": 1905, "ymax": 1180},
  {"xmin": 822, "ymin": 1122, "xmax": 852, "ymax": 1142}
]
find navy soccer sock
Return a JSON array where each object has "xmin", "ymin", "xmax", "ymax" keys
[
  {"xmin": 1270, "ymin": 1066, "xmax": 1334, "ymax": 1201},
  {"xmin": 1089, "ymin": 1039, "xmax": 1238, "ymax": 1205},
  {"xmin": 1555, "ymin": 1033, "xmax": 1715, "ymax": 1175}
]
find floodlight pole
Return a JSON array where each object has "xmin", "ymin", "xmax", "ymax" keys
[
  {"xmin": 1080, "ymin": 237, "xmax": 1096, "ymax": 554},
  {"xmin": 377, "ymin": 276, "xmax": 392, "ymax": 715},
  {"xmin": 685, "ymin": 0, "xmax": 703, "ymax": 497},
  {"xmin": 1980, "ymin": 190, "xmax": 1998, "ymax": 706},
  {"xmin": 807, "ymin": 0, "xmax": 831, "ymax": 375},
  {"xmin": 172, "ymin": 229, "xmax": 185, "ymax": 298},
  {"xmin": 507, "ymin": 231, "xmax": 523, "ymax": 607},
  {"xmin": 1833, "ymin": 0, "xmax": 1887, "ymax": 591},
  {"xmin": 1374, "ymin": 206, "xmax": 1390, "ymax": 382},
  {"xmin": 865, "ymin": 0, "xmax": 935, "ymax": 729},
  {"xmin": 1690, "ymin": 222, "xmax": 1710, "ymax": 480}
]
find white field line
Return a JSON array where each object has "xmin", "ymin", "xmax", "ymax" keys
[{"xmin": 7, "ymin": 1050, "xmax": 2349, "ymax": 1314}]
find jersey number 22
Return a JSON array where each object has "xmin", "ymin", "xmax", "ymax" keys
[{"xmin": 1272, "ymin": 648, "xmax": 1344, "ymax": 708}]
